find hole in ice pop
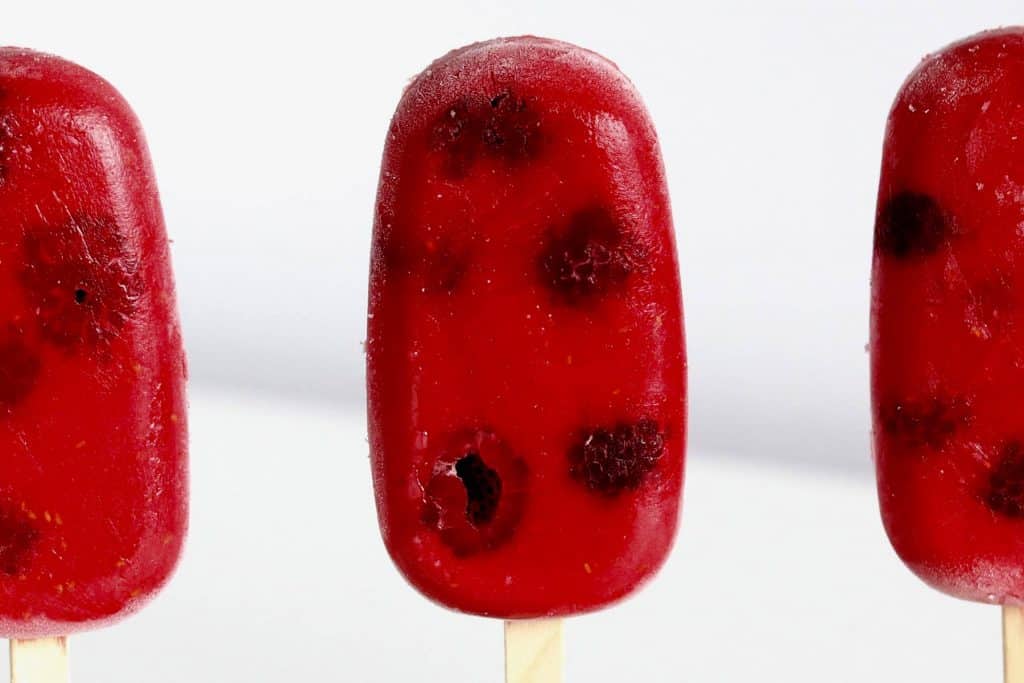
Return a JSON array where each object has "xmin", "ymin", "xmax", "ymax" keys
[
  {"xmin": 875, "ymin": 191, "xmax": 953, "ymax": 259},
  {"xmin": 879, "ymin": 395, "xmax": 973, "ymax": 450},
  {"xmin": 19, "ymin": 216, "xmax": 138, "ymax": 351},
  {"xmin": 0, "ymin": 331, "xmax": 41, "ymax": 409},
  {"xmin": 0, "ymin": 506, "xmax": 38, "ymax": 575},
  {"xmin": 986, "ymin": 442, "xmax": 1024, "ymax": 518},
  {"xmin": 540, "ymin": 206, "xmax": 640, "ymax": 304},
  {"xmin": 455, "ymin": 453, "xmax": 502, "ymax": 525},
  {"xmin": 569, "ymin": 418, "xmax": 665, "ymax": 495},
  {"xmin": 421, "ymin": 430, "xmax": 527, "ymax": 555}
]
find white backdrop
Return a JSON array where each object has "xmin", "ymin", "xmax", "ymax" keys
[{"xmin": 6, "ymin": 0, "xmax": 1022, "ymax": 473}]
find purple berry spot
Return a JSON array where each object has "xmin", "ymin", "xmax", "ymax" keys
[
  {"xmin": 569, "ymin": 419, "xmax": 665, "ymax": 495},
  {"xmin": 986, "ymin": 442, "xmax": 1024, "ymax": 518},
  {"xmin": 540, "ymin": 207, "xmax": 640, "ymax": 304},
  {"xmin": 19, "ymin": 217, "xmax": 138, "ymax": 351},
  {"xmin": 875, "ymin": 192, "xmax": 952, "ymax": 259},
  {"xmin": 0, "ymin": 331, "xmax": 40, "ymax": 409},
  {"xmin": 0, "ymin": 506, "xmax": 38, "ymax": 575},
  {"xmin": 879, "ymin": 395, "xmax": 972, "ymax": 449},
  {"xmin": 431, "ymin": 89, "xmax": 542, "ymax": 177}
]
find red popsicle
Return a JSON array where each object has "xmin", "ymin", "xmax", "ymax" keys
[
  {"xmin": 367, "ymin": 35, "xmax": 685, "ymax": 633},
  {"xmin": 871, "ymin": 27, "xmax": 1024, "ymax": 677},
  {"xmin": 0, "ymin": 48, "xmax": 187, "ymax": 652}
]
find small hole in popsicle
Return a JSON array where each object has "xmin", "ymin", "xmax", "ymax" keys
[
  {"xmin": 420, "ymin": 430, "xmax": 528, "ymax": 555},
  {"xmin": 74, "ymin": 288, "xmax": 87, "ymax": 304},
  {"xmin": 455, "ymin": 452, "xmax": 502, "ymax": 525}
]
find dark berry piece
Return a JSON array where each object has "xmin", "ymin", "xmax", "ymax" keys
[
  {"xmin": 986, "ymin": 442, "xmax": 1024, "ymax": 518},
  {"xmin": 875, "ymin": 192, "xmax": 953, "ymax": 259},
  {"xmin": 879, "ymin": 395, "xmax": 972, "ymax": 449},
  {"xmin": 381, "ymin": 234, "xmax": 469, "ymax": 294},
  {"xmin": 431, "ymin": 99, "xmax": 480, "ymax": 178},
  {"xmin": 481, "ymin": 90, "xmax": 542, "ymax": 162},
  {"xmin": 539, "ymin": 207, "xmax": 640, "ymax": 304},
  {"xmin": 0, "ymin": 329, "xmax": 40, "ymax": 410},
  {"xmin": 19, "ymin": 216, "xmax": 139, "ymax": 351},
  {"xmin": 0, "ymin": 505, "xmax": 38, "ymax": 575},
  {"xmin": 431, "ymin": 89, "xmax": 543, "ymax": 177},
  {"xmin": 421, "ymin": 430, "xmax": 528, "ymax": 556},
  {"xmin": 569, "ymin": 418, "xmax": 665, "ymax": 495}
]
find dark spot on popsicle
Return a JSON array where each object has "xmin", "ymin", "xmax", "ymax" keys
[
  {"xmin": 0, "ymin": 506, "xmax": 38, "ymax": 575},
  {"xmin": 569, "ymin": 418, "xmax": 665, "ymax": 495},
  {"xmin": 19, "ymin": 216, "xmax": 139, "ymax": 351},
  {"xmin": 540, "ymin": 207, "xmax": 641, "ymax": 304},
  {"xmin": 381, "ymin": 234, "xmax": 469, "ymax": 294},
  {"xmin": 481, "ymin": 90, "xmax": 542, "ymax": 163},
  {"xmin": 985, "ymin": 442, "xmax": 1024, "ymax": 518},
  {"xmin": 0, "ymin": 330, "xmax": 41, "ymax": 410},
  {"xmin": 431, "ymin": 89, "xmax": 542, "ymax": 177},
  {"xmin": 875, "ymin": 192, "xmax": 953, "ymax": 259},
  {"xmin": 432, "ymin": 99, "xmax": 479, "ymax": 178},
  {"xmin": 879, "ymin": 395, "xmax": 973, "ymax": 449},
  {"xmin": 421, "ymin": 430, "xmax": 527, "ymax": 555}
]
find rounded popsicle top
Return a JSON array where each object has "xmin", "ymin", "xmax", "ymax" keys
[
  {"xmin": 872, "ymin": 28, "xmax": 1024, "ymax": 604},
  {"xmin": 0, "ymin": 48, "xmax": 187, "ymax": 636},
  {"xmin": 368, "ymin": 37, "xmax": 685, "ymax": 618}
]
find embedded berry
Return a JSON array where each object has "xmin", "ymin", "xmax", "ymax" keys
[
  {"xmin": 19, "ymin": 217, "xmax": 139, "ymax": 351},
  {"xmin": 421, "ymin": 430, "xmax": 528, "ymax": 555},
  {"xmin": 431, "ymin": 89, "xmax": 542, "ymax": 177},
  {"xmin": 879, "ymin": 395, "xmax": 972, "ymax": 449},
  {"xmin": 0, "ymin": 329, "xmax": 40, "ymax": 409},
  {"xmin": 540, "ymin": 207, "xmax": 640, "ymax": 304},
  {"xmin": 569, "ymin": 419, "xmax": 664, "ymax": 495},
  {"xmin": 986, "ymin": 442, "xmax": 1024, "ymax": 518},
  {"xmin": 431, "ymin": 99, "xmax": 478, "ymax": 178},
  {"xmin": 0, "ymin": 505, "xmax": 38, "ymax": 575},
  {"xmin": 875, "ymin": 192, "xmax": 952, "ymax": 259},
  {"xmin": 481, "ymin": 90, "xmax": 542, "ymax": 162},
  {"xmin": 382, "ymin": 234, "xmax": 469, "ymax": 294}
]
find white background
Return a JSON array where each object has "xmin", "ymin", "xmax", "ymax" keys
[{"xmin": 3, "ymin": 1, "xmax": 1023, "ymax": 680}]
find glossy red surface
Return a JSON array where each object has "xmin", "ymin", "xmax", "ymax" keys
[
  {"xmin": 367, "ymin": 37, "xmax": 685, "ymax": 618},
  {"xmin": 0, "ymin": 48, "xmax": 187, "ymax": 636},
  {"xmin": 872, "ymin": 28, "xmax": 1024, "ymax": 604}
]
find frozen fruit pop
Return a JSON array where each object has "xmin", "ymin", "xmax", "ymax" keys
[
  {"xmin": 871, "ymin": 27, "xmax": 1024, "ymax": 606},
  {"xmin": 367, "ymin": 36, "xmax": 685, "ymax": 623},
  {"xmin": 0, "ymin": 48, "xmax": 187, "ymax": 643}
]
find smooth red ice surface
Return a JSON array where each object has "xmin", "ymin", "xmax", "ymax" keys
[
  {"xmin": 367, "ymin": 37, "xmax": 686, "ymax": 618},
  {"xmin": 0, "ymin": 49, "xmax": 187, "ymax": 636},
  {"xmin": 872, "ymin": 28, "xmax": 1024, "ymax": 604}
]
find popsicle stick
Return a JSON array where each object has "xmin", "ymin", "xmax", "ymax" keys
[
  {"xmin": 1004, "ymin": 606, "xmax": 1024, "ymax": 682},
  {"xmin": 504, "ymin": 619, "xmax": 563, "ymax": 683},
  {"xmin": 9, "ymin": 638, "xmax": 68, "ymax": 683}
]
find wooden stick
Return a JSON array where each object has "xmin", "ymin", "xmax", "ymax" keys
[
  {"xmin": 1005, "ymin": 606, "xmax": 1024, "ymax": 682},
  {"xmin": 9, "ymin": 638, "xmax": 68, "ymax": 683},
  {"xmin": 505, "ymin": 619, "xmax": 563, "ymax": 683}
]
